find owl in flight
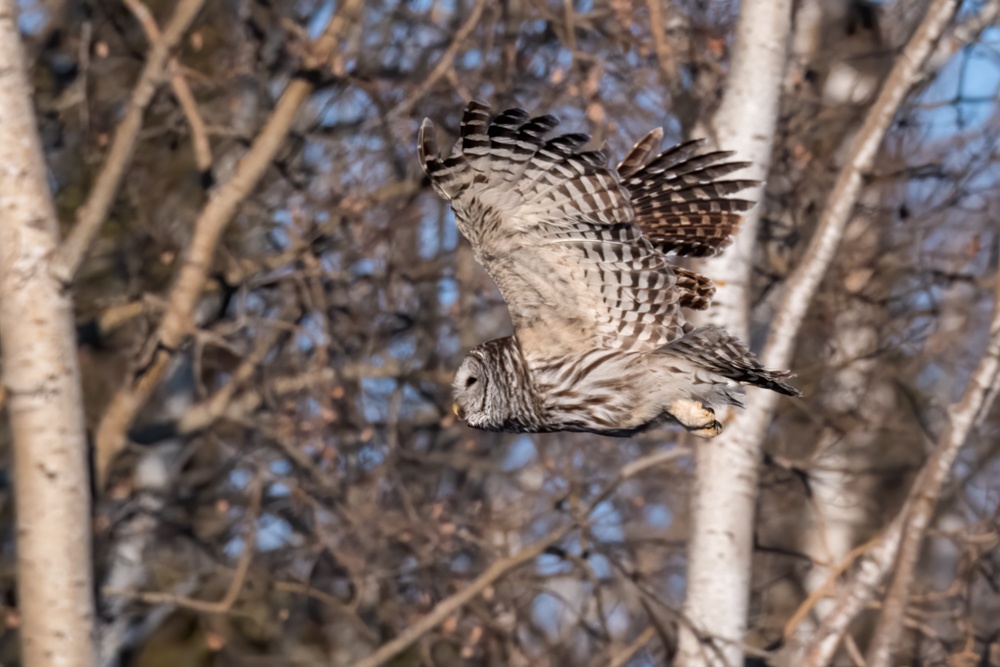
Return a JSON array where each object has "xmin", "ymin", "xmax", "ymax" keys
[{"xmin": 418, "ymin": 102, "xmax": 799, "ymax": 437}]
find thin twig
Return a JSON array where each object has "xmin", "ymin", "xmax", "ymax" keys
[
  {"xmin": 92, "ymin": 0, "xmax": 364, "ymax": 487},
  {"xmin": 646, "ymin": 0, "xmax": 676, "ymax": 84},
  {"xmin": 349, "ymin": 527, "xmax": 568, "ymax": 667},
  {"xmin": 782, "ymin": 536, "xmax": 881, "ymax": 641},
  {"xmin": 390, "ymin": 0, "xmax": 489, "ymax": 118},
  {"xmin": 349, "ymin": 446, "xmax": 689, "ymax": 667},
  {"xmin": 177, "ymin": 368, "xmax": 334, "ymax": 436},
  {"xmin": 53, "ymin": 0, "xmax": 207, "ymax": 282},
  {"xmin": 169, "ymin": 60, "xmax": 212, "ymax": 170},
  {"xmin": 844, "ymin": 635, "xmax": 868, "ymax": 667},
  {"xmin": 182, "ymin": 305, "xmax": 296, "ymax": 432},
  {"xmin": 103, "ymin": 475, "xmax": 262, "ymax": 614},
  {"xmin": 608, "ymin": 626, "xmax": 658, "ymax": 667},
  {"xmin": 271, "ymin": 581, "xmax": 377, "ymax": 643},
  {"xmin": 864, "ymin": 267, "xmax": 1000, "ymax": 667},
  {"xmin": 123, "ymin": 0, "xmax": 211, "ymax": 170},
  {"xmin": 562, "ymin": 0, "xmax": 577, "ymax": 54}
]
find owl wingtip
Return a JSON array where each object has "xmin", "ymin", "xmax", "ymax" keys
[
  {"xmin": 465, "ymin": 100, "xmax": 491, "ymax": 115},
  {"xmin": 418, "ymin": 118, "xmax": 438, "ymax": 165}
]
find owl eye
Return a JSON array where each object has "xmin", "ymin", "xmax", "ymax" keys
[{"xmin": 465, "ymin": 376, "xmax": 478, "ymax": 388}]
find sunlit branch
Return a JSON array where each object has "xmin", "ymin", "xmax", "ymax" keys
[{"xmin": 92, "ymin": 0, "xmax": 365, "ymax": 487}]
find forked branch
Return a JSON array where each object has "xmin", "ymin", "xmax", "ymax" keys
[
  {"xmin": 53, "ymin": 0, "xmax": 207, "ymax": 282},
  {"xmin": 864, "ymin": 272, "xmax": 1000, "ymax": 667},
  {"xmin": 123, "ymin": 0, "xmax": 212, "ymax": 171},
  {"xmin": 93, "ymin": 0, "xmax": 364, "ymax": 487}
]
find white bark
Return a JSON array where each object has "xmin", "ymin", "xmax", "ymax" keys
[
  {"xmin": 693, "ymin": 0, "xmax": 793, "ymax": 343},
  {"xmin": 761, "ymin": 0, "xmax": 957, "ymax": 376},
  {"xmin": 0, "ymin": 2, "xmax": 96, "ymax": 665},
  {"xmin": 677, "ymin": 2, "xmax": 793, "ymax": 666},
  {"xmin": 680, "ymin": 0, "xmax": 960, "ymax": 662}
]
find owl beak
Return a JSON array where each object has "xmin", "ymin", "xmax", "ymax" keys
[{"xmin": 452, "ymin": 402, "xmax": 465, "ymax": 420}]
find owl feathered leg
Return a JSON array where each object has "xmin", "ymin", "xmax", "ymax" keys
[
  {"xmin": 656, "ymin": 326, "xmax": 800, "ymax": 437},
  {"xmin": 658, "ymin": 326, "xmax": 801, "ymax": 396},
  {"xmin": 668, "ymin": 399, "xmax": 723, "ymax": 438}
]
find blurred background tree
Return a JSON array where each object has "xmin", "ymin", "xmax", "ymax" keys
[{"xmin": 0, "ymin": 0, "xmax": 999, "ymax": 665}]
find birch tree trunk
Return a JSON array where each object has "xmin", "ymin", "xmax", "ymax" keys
[
  {"xmin": 797, "ymin": 210, "xmax": 893, "ymax": 640},
  {"xmin": 692, "ymin": 0, "xmax": 793, "ymax": 344},
  {"xmin": 676, "ymin": 1, "xmax": 793, "ymax": 665},
  {"xmin": 680, "ymin": 0, "xmax": 960, "ymax": 664},
  {"xmin": 0, "ymin": 4, "xmax": 96, "ymax": 665}
]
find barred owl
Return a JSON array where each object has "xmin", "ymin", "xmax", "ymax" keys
[{"xmin": 418, "ymin": 103, "xmax": 799, "ymax": 437}]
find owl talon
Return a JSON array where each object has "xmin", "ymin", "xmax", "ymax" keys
[
  {"xmin": 669, "ymin": 399, "xmax": 721, "ymax": 436},
  {"xmin": 691, "ymin": 420, "xmax": 724, "ymax": 438}
]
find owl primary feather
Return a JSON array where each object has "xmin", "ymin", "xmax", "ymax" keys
[{"xmin": 418, "ymin": 102, "xmax": 799, "ymax": 437}]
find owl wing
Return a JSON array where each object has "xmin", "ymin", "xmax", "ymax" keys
[
  {"xmin": 617, "ymin": 134, "xmax": 757, "ymax": 258},
  {"xmin": 418, "ymin": 103, "xmax": 752, "ymax": 358}
]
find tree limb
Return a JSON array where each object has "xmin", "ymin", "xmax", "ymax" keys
[
  {"xmin": 53, "ymin": 0, "xmax": 207, "ymax": 282},
  {"xmin": 865, "ymin": 271, "xmax": 1000, "ymax": 667},
  {"xmin": 122, "ymin": 0, "xmax": 212, "ymax": 171},
  {"xmin": 349, "ymin": 446, "xmax": 690, "ymax": 667},
  {"xmin": 93, "ymin": 0, "xmax": 364, "ymax": 487}
]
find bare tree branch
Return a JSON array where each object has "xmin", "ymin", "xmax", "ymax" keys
[
  {"xmin": 865, "ymin": 271, "xmax": 1000, "ymax": 667},
  {"xmin": 349, "ymin": 446, "xmax": 690, "ymax": 667},
  {"xmin": 390, "ymin": 0, "xmax": 489, "ymax": 119},
  {"xmin": 53, "ymin": 0, "xmax": 207, "ymax": 282},
  {"xmin": 761, "ymin": 0, "xmax": 957, "ymax": 376},
  {"xmin": 681, "ymin": 0, "xmax": 965, "ymax": 663},
  {"xmin": 92, "ymin": 0, "xmax": 364, "ymax": 486},
  {"xmin": 122, "ymin": 0, "xmax": 212, "ymax": 171},
  {"xmin": 782, "ymin": 535, "xmax": 883, "ymax": 642},
  {"xmin": 778, "ymin": 510, "xmax": 908, "ymax": 667},
  {"xmin": 780, "ymin": 265, "xmax": 1000, "ymax": 666}
]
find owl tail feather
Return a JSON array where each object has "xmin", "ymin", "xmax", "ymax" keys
[{"xmin": 657, "ymin": 326, "xmax": 802, "ymax": 397}]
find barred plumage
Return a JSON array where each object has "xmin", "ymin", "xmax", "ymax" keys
[{"xmin": 420, "ymin": 103, "xmax": 800, "ymax": 437}]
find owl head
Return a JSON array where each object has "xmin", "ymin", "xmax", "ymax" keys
[
  {"xmin": 452, "ymin": 352, "xmax": 506, "ymax": 430},
  {"xmin": 451, "ymin": 337, "xmax": 539, "ymax": 432}
]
